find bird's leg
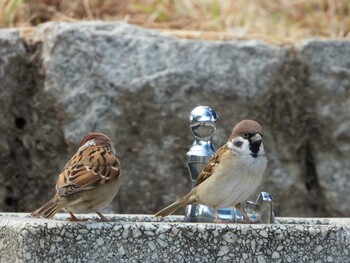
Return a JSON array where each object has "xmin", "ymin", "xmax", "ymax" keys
[
  {"xmin": 235, "ymin": 203, "xmax": 252, "ymax": 223},
  {"xmin": 68, "ymin": 212, "xmax": 89, "ymax": 222},
  {"xmin": 213, "ymin": 207, "xmax": 222, "ymax": 223},
  {"xmin": 96, "ymin": 212, "xmax": 108, "ymax": 222}
]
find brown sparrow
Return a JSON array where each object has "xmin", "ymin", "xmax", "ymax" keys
[
  {"xmin": 155, "ymin": 120, "xmax": 267, "ymax": 222},
  {"xmin": 32, "ymin": 132, "xmax": 121, "ymax": 221}
]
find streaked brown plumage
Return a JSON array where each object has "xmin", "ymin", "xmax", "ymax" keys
[{"xmin": 31, "ymin": 133, "xmax": 121, "ymax": 221}]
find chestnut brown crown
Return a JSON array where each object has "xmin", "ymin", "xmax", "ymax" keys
[
  {"xmin": 79, "ymin": 132, "xmax": 113, "ymax": 149},
  {"xmin": 228, "ymin": 120, "xmax": 263, "ymax": 141}
]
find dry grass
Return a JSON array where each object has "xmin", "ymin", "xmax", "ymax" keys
[{"xmin": 1, "ymin": 0, "xmax": 350, "ymax": 42}]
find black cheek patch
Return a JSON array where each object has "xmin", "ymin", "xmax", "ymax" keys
[{"xmin": 234, "ymin": 141, "xmax": 243, "ymax": 148}]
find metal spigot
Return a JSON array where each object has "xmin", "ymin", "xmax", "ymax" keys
[
  {"xmin": 186, "ymin": 105, "xmax": 217, "ymax": 188},
  {"xmin": 185, "ymin": 192, "xmax": 274, "ymax": 223}
]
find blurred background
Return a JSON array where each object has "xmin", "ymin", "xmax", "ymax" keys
[
  {"xmin": 1, "ymin": 0, "xmax": 350, "ymax": 41},
  {"xmin": 0, "ymin": 0, "xmax": 350, "ymax": 218}
]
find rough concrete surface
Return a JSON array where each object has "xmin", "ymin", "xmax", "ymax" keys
[
  {"xmin": 0, "ymin": 213, "xmax": 349, "ymax": 263},
  {"xmin": 0, "ymin": 21, "xmax": 349, "ymax": 217}
]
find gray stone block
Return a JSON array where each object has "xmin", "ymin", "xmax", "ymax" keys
[
  {"xmin": 0, "ymin": 22, "xmax": 350, "ymax": 218},
  {"xmin": 0, "ymin": 213, "xmax": 349, "ymax": 262},
  {"xmin": 299, "ymin": 40, "xmax": 350, "ymax": 216},
  {"xmin": 32, "ymin": 21, "xmax": 292, "ymax": 216},
  {"xmin": 0, "ymin": 29, "xmax": 32, "ymax": 211}
]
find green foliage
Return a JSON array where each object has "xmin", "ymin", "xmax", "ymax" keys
[
  {"xmin": 211, "ymin": 0, "xmax": 220, "ymax": 20},
  {"xmin": 3, "ymin": 0, "xmax": 24, "ymax": 24}
]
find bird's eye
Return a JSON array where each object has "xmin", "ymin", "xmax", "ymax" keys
[{"xmin": 242, "ymin": 133, "xmax": 250, "ymax": 139}]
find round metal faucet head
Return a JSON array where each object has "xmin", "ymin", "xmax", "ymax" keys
[{"xmin": 189, "ymin": 106, "xmax": 218, "ymax": 140}]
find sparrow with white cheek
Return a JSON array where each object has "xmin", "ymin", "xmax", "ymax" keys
[
  {"xmin": 32, "ymin": 133, "xmax": 121, "ymax": 221},
  {"xmin": 155, "ymin": 120, "xmax": 267, "ymax": 223}
]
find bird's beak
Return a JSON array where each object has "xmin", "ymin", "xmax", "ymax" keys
[{"xmin": 251, "ymin": 133, "xmax": 262, "ymax": 144}]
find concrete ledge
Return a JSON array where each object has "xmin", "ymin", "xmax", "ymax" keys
[{"xmin": 1, "ymin": 213, "xmax": 349, "ymax": 262}]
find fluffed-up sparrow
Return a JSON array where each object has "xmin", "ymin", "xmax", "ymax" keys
[
  {"xmin": 155, "ymin": 120, "xmax": 267, "ymax": 222},
  {"xmin": 32, "ymin": 132, "xmax": 121, "ymax": 221}
]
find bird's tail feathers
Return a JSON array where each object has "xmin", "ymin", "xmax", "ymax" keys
[
  {"xmin": 31, "ymin": 196, "xmax": 64, "ymax": 219},
  {"xmin": 155, "ymin": 191, "xmax": 196, "ymax": 217}
]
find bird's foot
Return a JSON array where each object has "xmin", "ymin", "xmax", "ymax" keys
[
  {"xmin": 213, "ymin": 208, "xmax": 225, "ymax": 223},
  {"xmin": 68, "ymin": 212, "xmax": 89, "ymax": 222},
  {"xmin": 234, "ymin": 203, "xmax": 252, "ymax": 223},
  {"xmin": 96, "ymin": 212, "xmax": 109, "ymax": 222}
]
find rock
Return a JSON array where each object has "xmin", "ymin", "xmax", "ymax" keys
[
  {"xmin": 0, "ymin": 29, "xmax": 69, "ymax": 213},
  {"xmin": 33, "ymin": 21, "xmax": 290, "ymax": 215},
  {"xmin": 0, "ymin": 21, "xmax": 349, "ymax": 217},
  {"xmin": 0, "ymin": 29, "xmax": 30, "ymax": 211},
  {"xmin": 299, "ymin": 40, "xmax": 350, "ymax": 216}
]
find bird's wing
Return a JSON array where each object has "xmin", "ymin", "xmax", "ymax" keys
[
  {"xmin": 56, "ymin": 145, "xmax": 121, "ymax": 197},
  {"xmin": 195, "ymin": 145, "xmax": 229, "ymax": 187}
]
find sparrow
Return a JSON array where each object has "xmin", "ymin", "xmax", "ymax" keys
[
  {"xmin": 155, "ymin": 120, "xmax": 267, "ymax": 222},
  {"xmin": 31, "ymin": 132, "xmax": 121, "ymax": 221}
]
